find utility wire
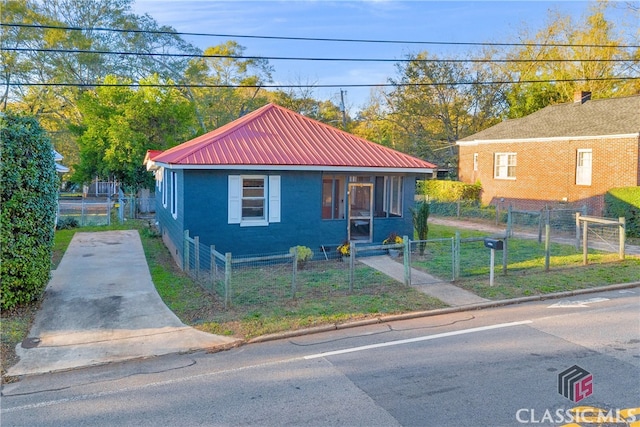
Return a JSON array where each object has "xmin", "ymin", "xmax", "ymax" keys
[
  {"xmin": 2, "ymin": 23, "xmax": 639, "ymax": 49},
  {"xmin": 8, "ymin": 76, "xmax": 638, "ymax": 89},
  {"xmin": 4, "ymin": 47, "xmax": 636, "ymax": 63}
]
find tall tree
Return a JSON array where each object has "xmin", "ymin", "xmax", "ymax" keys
[
  {"xmin": 504, "ymin": 2, "xmax": 639, "ymax": 118},
  {"xmin": 73, "ymin": 74, "xmax": 196, "ymax": 191},
  {"xmin": 183, "ymin": 41, "xmax": 273, "ymax": 132},
  {"xmin": 350, "ymin": 88, "xmax": 396, "ymax": 148},
  {"xmin": 1, "ymin": 0, "xmax": 200, "ymax": 177},
  {"xmin": 384, "ymin": 51, "xmax": 505, "ymax": 168}
]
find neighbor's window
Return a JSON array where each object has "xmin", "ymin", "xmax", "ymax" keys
[
  {"xmin": 494, "ymin": 153, "xmax": 516, "ymax": 179},
  {"xmin": 576, "ymin": 149, "xmax": 592, "ymax": 186},
  {"xmin": 170, "ymin": 171, "xmax": 177, "ymax": 219},
  {"xmin": 473, "ymin": 153, "xmax": 478, "ymax": 171}
]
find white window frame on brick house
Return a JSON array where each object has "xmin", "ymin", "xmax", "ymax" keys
[
  {"xmin": 473, "ymin": 153, "xmax": 478, "ymax": 171},
  {"xmin": 576, "ymin": 149, "xmax": 592, "ymax": 186},
  {"xmin": 170, "ymin": 171, "xmax": 178, "ymax": 219},
  {"xmin": 228, "ymin": 175, "xmax": 280, "ymax": 226},
  {"xmin": 494, "ymin": 152, "xmax": 516, "ymax": 180}
]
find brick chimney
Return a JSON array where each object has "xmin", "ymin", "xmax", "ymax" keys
[{"xmin": 574, "ymin": 91, "xmax": 591, "ymax": 104}]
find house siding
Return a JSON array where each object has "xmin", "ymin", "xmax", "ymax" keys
[
  {"xmin": 165, "ymin": 170, "xmax": 417, "ymax": 258},
  {"xmin": 155, "ymin": 169, "xmax": 185, "ymax": 267},
  {"xmin": 459, "ymin": 136, "xmax": 640, "ymax": 215}
]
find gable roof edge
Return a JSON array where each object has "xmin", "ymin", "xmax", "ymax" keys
[{"xmin": 457, "ymin": 132, "xmax": 640, "ymax": 146}]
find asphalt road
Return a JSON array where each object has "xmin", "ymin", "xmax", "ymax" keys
[{"xmin": 2, "ymin": 288, "xmax": 639, "ymax": 427}]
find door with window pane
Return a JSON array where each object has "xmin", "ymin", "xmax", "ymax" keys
[{"xmin": 348, "ymin": 183, "xmax": 373, "ymax": 242}]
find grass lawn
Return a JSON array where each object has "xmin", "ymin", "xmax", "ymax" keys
[
  {"xmin": 2, "ymin": 220, "xmax": 638, "ymax": 379},
  {"xmin": 416, "ymin": 224, "xmax": 640, "ymax": 299},
  {"xmin": 140, "ymin": 226, "xmax": 446, "ymax": 338}
]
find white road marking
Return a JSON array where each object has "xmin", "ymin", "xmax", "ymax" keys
[
  {"xmin": 3, "ymin": 320, "xmax": 534, "ymax": 413},
  {"xmin": 304, "ymin": 320, "xmax": 533, "ymax": 359},
  {"xmin": 547, "ymin": 297, "xmax": 610, "ymax": 308}
]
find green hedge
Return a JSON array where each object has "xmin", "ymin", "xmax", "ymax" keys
[
  {"xmin": 417, "ymin": 180, "xmax": 481, "ymax": 202},
  {"xmin": 605, "ymin": 187, "xmax": 640, "ymax": 238},
  {"xmin": 1, "ymin": 113, "xmax": 58, "ymax": 310}
]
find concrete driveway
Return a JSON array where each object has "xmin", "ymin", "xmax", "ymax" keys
[{"xmin": 7, "ymin": 230, "xmax": 239, "ymax": 377}]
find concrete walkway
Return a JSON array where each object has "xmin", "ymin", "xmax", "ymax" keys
[
  {"xmin": 8, "ymin": 231, "xmax": 240, "ymax": 377},
  {"xmin": 359, "ymin": 256, "xmax": 489, "ymax": 306}
]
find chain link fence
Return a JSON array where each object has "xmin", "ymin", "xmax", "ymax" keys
[
  {"xmin": 180, "ymin": 212, "xmax": 628, "ymax": 311},
  {"xmin": 118, "ymin": 190, "xmax": 155, "ymax": 222},
  {"xmin": 183, "ymin": 231, "xmax": 405, "ymax": 309},
  {"xmin": 57, "ymin": 198, "xmax": 112, "ymax": 227},
  {"xmin": 429, "ymin": 200, "xmax": 587, "ymax": 240}
]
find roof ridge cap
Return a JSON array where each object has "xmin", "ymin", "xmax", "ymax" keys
[{"xmin": 271, "ymin": 104, "xmax": 438, "ymax": 168}]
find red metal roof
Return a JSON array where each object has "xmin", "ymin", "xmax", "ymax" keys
[
  {"xmin": 152, "ymin": 103, "xmax": 436, "ymax": 171},
  {"xmin": 144, "ymin": 150, "xmax": 163, "ymax": 170}
]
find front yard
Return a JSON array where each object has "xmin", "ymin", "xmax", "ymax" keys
[{"xmin": 2, "ymin": 220, "xmax": 639, "ymax": 380}]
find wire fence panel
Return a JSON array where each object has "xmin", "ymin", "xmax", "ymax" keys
[
  {"xmin": 429, "ymin": 200, "xmax": 588, "ymax": 242},
  {"xmin": 58, "ymin": 200, "xmax": 111, "ymax": 226},
  {"xmin": 457, "ymin": 238, "xmax": 495, "ymax": 278},
  {"xmin": 229, "ymin": 252, "xmax": 295, "ymax": 306},
  {"xmin": 409, "ymin": 238, "xmax": 455, "ymax": 283},
  {"xmin": 182, "ymin": 232, "xmax": 417, "ymax": 310},
  {"xmin": 508, "ymin": 209, "xmax": 542, "ymax": 238},
  {"xmin": 117, "ymin": 191, "xmax": 155, "ymax": 222}
]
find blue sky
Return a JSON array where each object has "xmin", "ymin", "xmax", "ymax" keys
[{"xmin": 131, "ymin": 1, "xmax": 605, "ymax": 109}]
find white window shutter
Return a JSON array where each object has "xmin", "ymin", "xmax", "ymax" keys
[
  {"xmin": 228, "ymin": 176, "xmax": 241, "ymax": 224},
  {"xmin": 268, "ymin": 175, "xmax": 281, "ymax": 223}
]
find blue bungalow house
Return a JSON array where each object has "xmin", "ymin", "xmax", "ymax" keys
[{"xmin": 146, "ymin": 103, "xmax": 436, "ymax": 263}]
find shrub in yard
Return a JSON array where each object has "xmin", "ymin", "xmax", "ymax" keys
[
  {"xmin": 1, "ymin": 113, "xmax": 58, "ymax": 310},
  {"xmin": 411, "ymin": 202, "xmax": 430, "ymax": 255},
  {"xmin": 56, "ymin": 217, "xmax": 79, "ymax": 230},
  {"xmin": 605, "ymin": 187, "xmax": 640, "ymax": 238},
  {"xmin": 290, "ymin": 245, "xmax": 314, "ymax": 267},
  {"xmin": 416, "ymin": 180, "xmax": 481, "ymax": 202}
]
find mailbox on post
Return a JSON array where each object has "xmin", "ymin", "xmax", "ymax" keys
[
  {"xmin": 484, "ymin": 237, "xmax": 504, "ymax": 286},
  {"xmin": 483, "ymin": 238, "xmax": 504, "ymax": 251}
]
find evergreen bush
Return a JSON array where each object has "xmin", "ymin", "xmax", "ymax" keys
[
  {"xmin": 417, "ymin": 180, "xmax": 481, "ymax": 202},
  {"xmin": 1, "ymin": 113, "xmax": 58, "ymax": 310},
  {"xmin": 411, "ymin": 202, "xmax": 430, "ymax": 255},
  {"xmin": 605, "ymin": 187, "xmax": 640, "ymax": 238}
]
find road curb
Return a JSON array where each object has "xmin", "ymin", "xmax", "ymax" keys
[{"xmin": 247, "ymin": 282, "xmax": 640, "ymax": 344}]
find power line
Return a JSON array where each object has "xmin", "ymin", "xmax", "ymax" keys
[
  {"xmin": 8, "ymin": 77, "xmax": 639, "ymax": 89},
  {"xmin": 4, "ymin": 47, "xmax": 636, "ymax": 64},
  {"xmin": 2, "ymin": 23, "xmax": 638, "ymax": 49}
]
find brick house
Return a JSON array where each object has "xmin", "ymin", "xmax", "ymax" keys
[{"xmin": 456, "ymin": 93, "xmax": 640, "ymax": 215}]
